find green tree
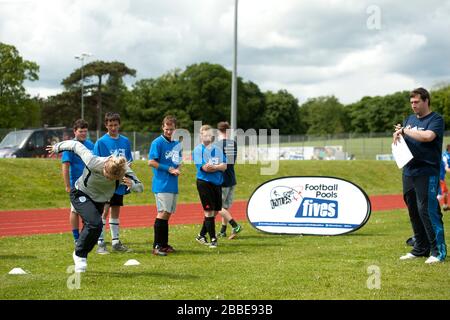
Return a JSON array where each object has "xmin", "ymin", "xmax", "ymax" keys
[
  {"xmin": 300, "ymin": 96, "xmax": 349, "ymax": 135},
  {"xmin": 40, "ymin": 91, "xmax": 84, "ymax": 127},
  {"xmin": 431, "ymin": 84, "xmax": 450, "ymax": 130},
  {"xmin": 346, "ymin": 97, "xmax": 372, "ymax": 133},
  {"xmin": 264, "ymin": 90, "xmax": 301, "ymax": 134},
  {"xmin": 347, "ymin": 92, "xmax": 409, "ymax": 133},
  {"xmin": 0, "ymin": 42, "xmax": 40, "ymax": 128},
  {"xmin": 124, "ymin": 70, "xmax": 192, "ymax": 132},
  {"xmin": 62, "ymin": 61, "xmax": 136, "ymax": 131},
  {"xmin": 180, "ymin": 62, "xmax": 231, "ymax": 129},
  {"xmin": 237, "ymin": 80, "xmax": 267, "ymax": 130},
  {"xmin": 125, "ymin": 63, "xmax": 270, "ymax": 133}
]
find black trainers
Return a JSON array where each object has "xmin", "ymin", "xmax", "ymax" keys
[
  {"xmin": 160, "ymin": 245, "xmax": 176, "ymax": 253},
  {"xmin": 196, "ymin": 235, "xmax": 208, "ymax": 245},
  {"xmin": 209, "ymin": 238, "xmax": 218, "ymax": 248},
  {"xmin": 152, "ymin": 245, "xmax": 168, "ymax": 256},
  {"xmin": 228, "ymin": 224, "xmax": 242, "ymax": 240}
]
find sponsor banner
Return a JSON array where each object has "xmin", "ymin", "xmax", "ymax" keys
[{"xmin": 246, "ymin": 176, "xmax": 371, "ymax": 235}]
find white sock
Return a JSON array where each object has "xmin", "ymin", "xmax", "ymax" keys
[
  {"xmin": 98, "ymin": 218, "xmax": 107, "ymax": 244},
  {"xmin": 109, "ymin": 218, "xmax": 120, "ymax": 245}
]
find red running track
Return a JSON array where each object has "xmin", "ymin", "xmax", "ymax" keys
[{"xmin": 0, "ymin": 195, "xmax": 405, "ymax": 237}]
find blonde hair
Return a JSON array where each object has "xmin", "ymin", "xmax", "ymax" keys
[
  {"xmin": 104, "ymin": 156, "xmax": 127, "ymax": 180},
  {"xmin": 200, "ymin": 124, "xmax": 212, "ymax": 133}
]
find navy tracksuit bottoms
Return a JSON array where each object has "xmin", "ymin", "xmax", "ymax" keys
[
  {"xmin": 403, "ymin": 175, "xmax": 447, "ymax": 260},
  {"xmin": 70, "ymin": 189, "xmax": 104, "ymax": 258}
]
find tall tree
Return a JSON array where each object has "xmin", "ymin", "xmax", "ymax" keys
[
  {"xmin": 264, "ymin": 90, "xmax": 302, "ymax": 134},
  {"xmin": 40, "ymin": 91, "xmax": 84, "ymax": 127},
  {"xmin": 238, "ymin": 80, "xmax": 267, "ymax": 130},
  {"xmin": 300, "ymin": 96, "xmax": 348, "ymax": 135},
  {"xmin": 180, "ymin": 62, "xmax": 231, "ymax": 128},
  {"xmin": 0, "ymin": 42, "xmax": 40, "ymax": 128},
  {"xmin": 62, "ymin": 61, "xmax": 136, "ymax": 131},
  {"xmin": 124, "ymin": 70, "xmax": 192, "ymax": 132},
  {"xmin": 431, "ymin": 84, "xmax": 450, "ymax": 130},
  {"xmin": 347, "ymin": 91, "xmax": 410, "ymax": 133}
]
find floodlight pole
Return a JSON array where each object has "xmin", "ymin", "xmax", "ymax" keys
[
  {"xmin": 230, "ymin": 0, "xmax": 238, "ymax": 138},
  {"xmin": 75, "ymin": 53, "xmax": 92, "ymax": 120}
]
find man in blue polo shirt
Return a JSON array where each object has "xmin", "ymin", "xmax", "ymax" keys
[
  {"xmin": 393, "ymin": 87, "xmax": 447, "ymax": 264},
  {"xmin": 148, "ymin": 115, "xmax": 182, "ymax": 256},
  {"xmin": 62, "ymin": 119, "xmax": 94, "ymax": 244},
  {"xmin": 93, "ymin": 112, "xmax": 133, "ymax": 254}
]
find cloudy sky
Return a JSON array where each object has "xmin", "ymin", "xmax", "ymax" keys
[{"xmin": 1, "ymin": 0, "xmax": 449, "ymax": 104}]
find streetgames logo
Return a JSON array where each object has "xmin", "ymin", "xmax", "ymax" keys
[
  {"xmin": 165, "ymin": 150, "xmax": 180, "ymax": 164},
  {"xmin": 270, "ymin": 186, "xmax": 303, "ymax": 209}
]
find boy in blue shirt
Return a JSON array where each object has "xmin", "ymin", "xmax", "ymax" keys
[
  {"xmin": 93, "ymin": 112, "xmax": 133, "ymax": 253},
  {"xmin": 61, "ymin": 119, "xmax": 94, "ymax": 243},
  {"xmin": 193, "ymin": 125, "xmax": 226, "ymax": 248},
  {"xmin": 148, "ymin": 115, "xmax": 182, "ymax": 256},
  {"xmin": 216, "ymin": 121, "xmax": 242, "ymax": 239}
]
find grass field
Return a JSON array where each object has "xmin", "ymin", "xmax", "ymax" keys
[
  {"xmin": 1, "ymin": 159, "xmax": 449, "ymax": 300},
  {"xmin": 0, "ymin": 159, "xmax": 404, "ymax": 211},
  {"xmin": 1, "ymin": 210, "xmax": 449, "ymax": 300}
]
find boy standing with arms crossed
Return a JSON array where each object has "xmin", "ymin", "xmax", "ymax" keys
[
  {"xmin": 148, "ymin": 116, "xmax": 182, "ymax": 256},
  {"xmin": 194, "ymin": 125, "xmax": 226, "ymax": 248}
]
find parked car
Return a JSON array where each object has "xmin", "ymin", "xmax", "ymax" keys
[{"xmin": 0, "ymin": 127, "xmax": 73, "ymax": 158}]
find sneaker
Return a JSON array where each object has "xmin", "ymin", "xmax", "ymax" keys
[
  {"xmin": 209, "ymin": 238, "xmax": 218, "ymax": 248},
  {"xmin": 112, "ymin": 241, "xmax": 131, "ymax": 252},
  {"xmin": 72, "ymin": 251, "xmax": 87, "ymax": 273},
  {"xmin": 399, "ymin": 253, "xmax": 420, "ymax": 260},
  {"xmin": 160, "ymin": 245, "xmax": 175, "ymax": 253},
  {"xmin": 196, "ymin": 235, "xmax": 209, "ymax": 245},
  {"xmin": 96, "ymin": 241, "xmax": 109, "ymax": 255},
  {"xmin": 152, "ymin": 245, "xmax": 168, "ymax": 256},
  {"xmin": 217, "ymin": 231, "xmax": 227, "ymax": 238},
  {"xmin": 425, "ymin": 256, "xmax": 442, "ymax": 264},
  {"xmin": 228, "ymin": 224, "xmax": 242, "ymax": 240}
]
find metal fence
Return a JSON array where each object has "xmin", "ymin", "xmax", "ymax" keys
[{"xmin": 2, "ymin": 128, "xmax": 450, "ymax": 161}]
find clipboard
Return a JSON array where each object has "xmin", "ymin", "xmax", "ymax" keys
[{"xmin": 391, "ymin": 135, "xmax": 413, "ymax": 169}]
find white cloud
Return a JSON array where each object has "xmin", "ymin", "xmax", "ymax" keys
[{"xmin": 0, "ymin": 0, "xmax": 449, "ymax": 103}]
